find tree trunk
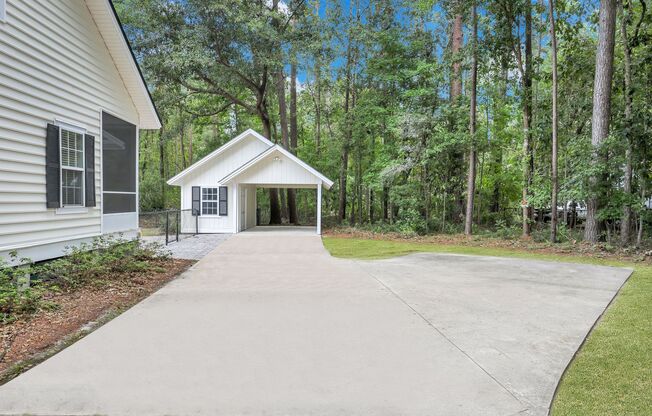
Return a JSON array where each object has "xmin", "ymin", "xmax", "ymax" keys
[
  {"xmin": 356, "ymin": 142, "xmax": 363, "ymax": 224},
  {"xmin": 619, "ymin": 1, "xmax": 633, "ymax": 245},
  {"xmin": 158, "ymin": 128, "xmax": 166, "ymax": 209},
  {"xmin": 522, "ymin": 0, "xmax": 534, "ymax": 238},
  {"xmin": 260, "ymin": 106, "xmax": 272, "ymax": 142},
  {"xmin": 490, "ymin": 63, "xmax": 508, "ymax": 214},
  {"xmin": 277, "ymin": 70, "xmax": 290, "ymax": 149},
  {"xmin": 585, "ymin": 0, "xmax": 617, "ymax": 243},
  {"xmin": 450, "ymin": 9, "xmax": 465, "ymax": 220},
  {"xmin": 637, "ymin": 174, "xmax": 645, "ymax": 246},
  {"xmin": 276, "ymin": 70, "xmax": 290, "ymax": 222},
  {"xmin": 259, "ymin": 103, "xmax": 282, "ymax": 225},
  {"xmin": 288, "ymin": 60, "xmax": 299, "ymax": 224},
  {"xmin": 549, "ymin": 0, "xmax": 559, "ymax": 243},
  {"xmin": 314, "ymin": 0, "xmax": 322, "ymax": 156},
  {"xmin": 450, "ymin": 13, "xmax": 463, "ymax": 101},
  {"xmin": 382, "ymin": 185, "xmax": 389, "ymax": 221},
  {"xmin": 179, "ymin": 112, "xmax": 186, "ymax": 170},
  {"xmin": 339, "ymin": 6, "xmax": 355, "ymax": 223},
  {"xmin": 188, "ymin": 119, "xmax": 194, "ymax": 165},
  {"xmin": 476, "ymin": 147, "xmax": 485, "ymax": 225},
  {"xmin": 464, "ymin": 1, "xmax": 478, "ymax": 236}
]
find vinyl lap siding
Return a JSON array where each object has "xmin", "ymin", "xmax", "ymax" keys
[{"xmin": 0, "ymin": 0, "xmax": 139, "ymax": 250}]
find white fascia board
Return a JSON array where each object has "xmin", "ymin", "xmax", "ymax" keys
[
  {"xmin": 86, "ymin": 0, "xmax": 161, "ymax": 129},
  {"xmin": 167, "ymin": 129, "xmax": 274, "ymax": 185}
]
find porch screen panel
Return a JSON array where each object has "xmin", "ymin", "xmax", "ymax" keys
[{"xmin": 102, "ymin": 112, "xmax": 137, "ymax": 214}]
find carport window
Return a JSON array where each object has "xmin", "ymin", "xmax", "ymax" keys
[{"xmin": 202, "ymin": 187, "xmax": 218, "ymax": 215}]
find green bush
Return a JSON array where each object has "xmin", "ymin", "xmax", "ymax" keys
[
  {"xmin": 0, "ymin": 251, "xmax": 43, "ymax": 324},
  {"xmin": 481, "ymin": 219, "xmax": 521, "ymax": 240},
  {"xmin": 37, "ymin": 236, "xmax": 168, "ymax": 289},
  {"xmin": 1, "ymin": 237, "xmax": 168, "ymax": 323}
]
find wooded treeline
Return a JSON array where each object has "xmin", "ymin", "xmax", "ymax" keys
[{"xmin": 116, "ymin": 0, "xmax": 652, "ymax": 245}]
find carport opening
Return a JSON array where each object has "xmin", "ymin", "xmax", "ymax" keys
[{"xmin": 255, "ymin": 188, "xmax": 317, "ymax": 226}]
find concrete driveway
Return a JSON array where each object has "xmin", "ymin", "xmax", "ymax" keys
[{"xmin": 0, "ymin": 230, "xmax": 631, "ymax": 416}]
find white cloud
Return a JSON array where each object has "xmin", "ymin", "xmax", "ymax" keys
[
  {"xmin": 287, "ymin": 76, "xmax": 306, "ymax": 93},
  {"xmin": 264, "ymin": 0, "xmax": 289, "ymax": 15}
]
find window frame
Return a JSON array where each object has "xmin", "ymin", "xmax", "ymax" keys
[
  {"xmin": 58, "ymin": 123, "xmax": 86, "ymax": 208},
  {"xmin": 201, "ymin": 186, "xmax": 220, "ymax": 216}
]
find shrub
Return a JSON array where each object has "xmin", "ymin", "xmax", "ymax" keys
[
  {"xmin": 0, "ymin": 252, "xmax": 43, "ymax": 324},
  {"xmin": 482, "ymin": 219, "xmax": 521, "ymax": 240},
  {"xmin": 1, "ymin": 237, "xmax": 168, "ymax": 322},
  {"xmin": 36, "ymin": 236, "xmax": 168, "ymax": 289}
]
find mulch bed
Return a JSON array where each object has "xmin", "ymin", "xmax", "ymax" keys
[{"xmin": 0, "ymin": 258, "xmax": 194, "ymax": 378}]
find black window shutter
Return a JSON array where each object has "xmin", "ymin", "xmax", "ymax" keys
[
  {"xmin": 45, "ymin": 123, "xmax": 60, "ymax": 208},
  {"xmin": 219, "ymin": 186, "xmax": 228, "ymax": 216},
  {"xmin": 192, "ymin": 186, "xmax": 201, "ymax": 215},
  {"xmin": 84, "ymin": 134, "xmax": 96, "ymax": 207}
]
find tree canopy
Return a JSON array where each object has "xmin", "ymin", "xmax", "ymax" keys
[{"xmin": 116, "ymin": 0, "xmax": 652, "ymax": 245}]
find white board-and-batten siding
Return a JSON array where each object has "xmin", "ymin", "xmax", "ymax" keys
[
  {"xmin": 179, "ymin": 136, "xmax": 270, "ymax": 233},
  {"xmin": 235, "ymin": 150, "xmax": 322, "ymax": 187},
  {"xmin": 0, "ymin": 0, "xmax": 139, "ymax": 254}
]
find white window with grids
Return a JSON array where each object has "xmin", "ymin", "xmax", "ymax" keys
[
  {"xmin": 202, "ymin": 187, "xmax": 219, "ymax": 215},
  {"xmin": 60, "ymin": 128, "xmax": 85, "ymax": 206}
]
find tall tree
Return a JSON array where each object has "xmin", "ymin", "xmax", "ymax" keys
[
  {"xmin": 522, "ymin": 0, "xmax": 534, "ymax": 238},
  {"xmin": 450, "ymin": 6, "xmax": 465, "ymax": 220},
  {"xmin": 585, "ymin": 0, "xmax": 617, "ymax": 242},
  {"xmin": 450, "ymin": 12, "xmax": 463, "ymax": 101},
  {"xmin": 288, "ymin": 59, "xmax": 299, "ymax": 224},
  {"xmin": 313, "ymin": 0, "xmax": 322, "ymax": 156},
  {"xmin": 618, "ymin": 0, "xmax": 646, "ymax": 244},
  {"xmin": 338, "ymin": 1, "xmax": 357, "ymax": 223},
  {"xmin": 465, "ymin": 1, "xmax": 478, "ymax": 235},
  {"xmin": 276, "ymin": 67, "xmax": 290, "ymax": 225},
  {"xmin": 494, "ymin": 0, "xmax": 534, "ymax": 237},
  {"xmin": 549, "ymin": 0, "xmax": 559, "ymax": 242}
]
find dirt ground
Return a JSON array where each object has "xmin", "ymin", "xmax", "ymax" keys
[{"xmin": 0, "ymin": 258, "xmax": 193, "ymax": 379}]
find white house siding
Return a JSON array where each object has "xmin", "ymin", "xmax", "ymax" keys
[
  {"xmin": 0, "ymin": 0, "xmax": 139, "ymax": 257},
  {"xmin": 179, "ymin": 134, "xmax": 270, "ymax": 233},
  {"xmin": 235, "ymin": 151, "xmax": 321, "ymax": 187}
]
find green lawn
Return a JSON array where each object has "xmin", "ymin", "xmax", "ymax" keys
[{"xmin": 322, "ymin": 236, "xmax": 652, "ymax": 416}]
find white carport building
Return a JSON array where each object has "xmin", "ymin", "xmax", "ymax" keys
[{"xmin": 167, "ymin": 129, "xmax": 333, "ymax": 234}]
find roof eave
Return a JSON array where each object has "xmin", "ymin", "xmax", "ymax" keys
[
  {"xmin": 167, "ymin": 129, "xmax": 274, "ymax": 184},
  {"xmin": 87, "ymin": 0, "xmax": 162, "ymax": 129}
]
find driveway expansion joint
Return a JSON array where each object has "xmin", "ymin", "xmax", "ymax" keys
[{"xmin": 353, "ymin": 260, "xmax": 527, "ymax": 408}]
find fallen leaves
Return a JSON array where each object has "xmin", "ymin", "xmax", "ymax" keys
[{"xmin": 0, "ymin": 258, "xmax": 193, "ymax": 378}]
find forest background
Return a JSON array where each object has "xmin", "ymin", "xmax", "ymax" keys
[{"xmin": 115, "ymin": 0, "xmax": 651, "ymax": 246}]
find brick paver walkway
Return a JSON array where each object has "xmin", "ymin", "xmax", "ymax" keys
[{"xmin": 142, "ymin": 234, "xmax": 231, "ymax": 260}]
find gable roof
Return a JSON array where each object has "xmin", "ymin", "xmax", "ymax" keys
[
  {"xmin": 86, "ymin": 0, "xmax": 161, "ymax": 129},
  {"xmin": 167, "ymin": 129, "xmax": 275, "ymax": 185},
  {"xmin": 219, "ymin": 144, "xmax": 334, "ymax": 189}
]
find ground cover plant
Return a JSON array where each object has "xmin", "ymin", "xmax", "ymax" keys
[
  {"xmin": 322, "ymin": 233, "xmax": 651, "ymax": 415},
  {"xmin": 0, "ymin": 237, "xmax": 192, "ymax": 380}
]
